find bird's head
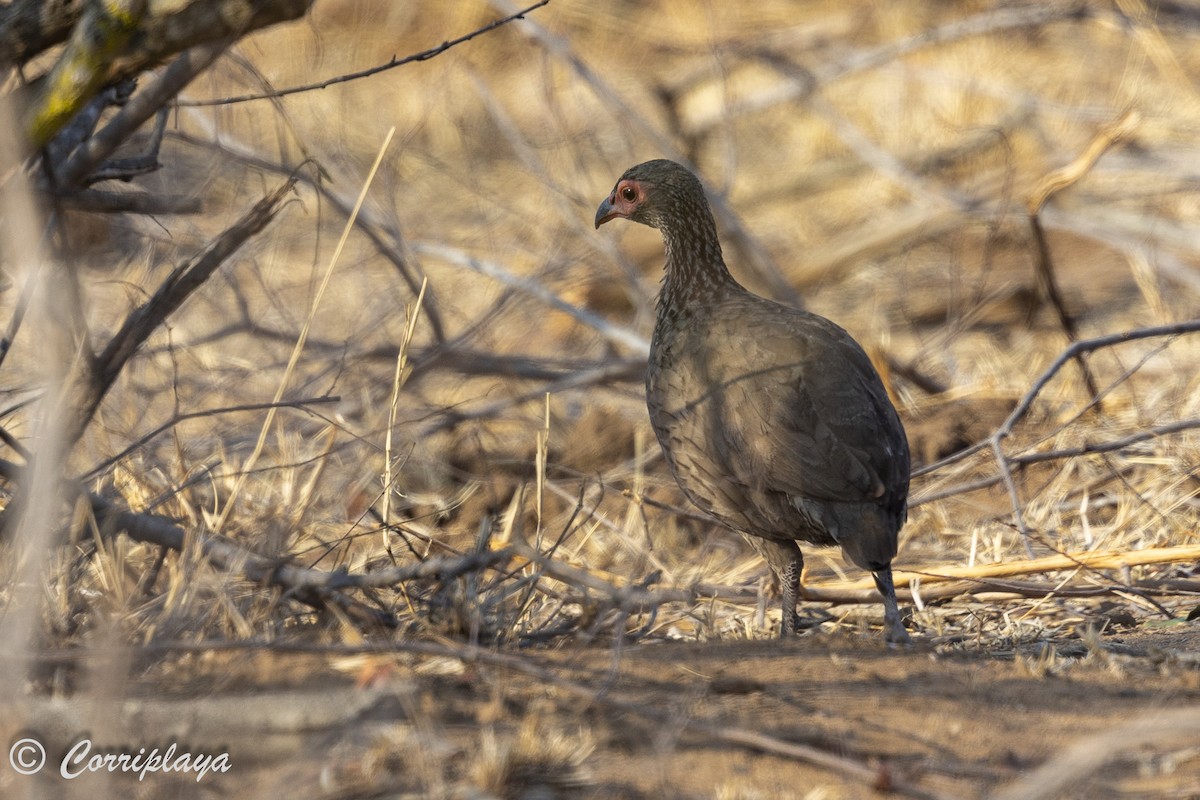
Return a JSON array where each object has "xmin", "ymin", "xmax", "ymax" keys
[{"xmin": 594, "ymin": 159, "xmax": 702, "ymax": 230}]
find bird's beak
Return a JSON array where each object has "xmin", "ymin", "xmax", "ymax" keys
[{"xmin": 594, "ymin": 193, "xmax": 619, "ymax": 229}]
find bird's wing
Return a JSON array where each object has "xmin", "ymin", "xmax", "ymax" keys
[{"xmin": 705, "ymin": 302, "xmax": 909, "ymax": 507}]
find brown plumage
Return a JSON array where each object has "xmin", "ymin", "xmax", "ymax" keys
[{"xmin": 595, "ymin": 159, "xmax": 911, "ymax": 644}]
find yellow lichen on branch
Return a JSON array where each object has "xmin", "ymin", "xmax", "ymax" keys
[{"xmin": 22, "ymin": 0, "xmax": 146, "ymax": 149}]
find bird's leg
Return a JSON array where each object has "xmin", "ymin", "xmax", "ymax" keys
[
  {"xmin": 742, "ymin": 536, "xmax": 803, "ymax": 636},
  {"xmin": 779, "ymin": 552, "xmax": 800, "ymax": 637},
  {"xmin": 872, "ymin": 567, "xmax": 911, "ymax": 646}
]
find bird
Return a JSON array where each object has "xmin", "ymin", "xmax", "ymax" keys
[{"xmin": 595, "ymin": 159, "xmax": 911, "ymax": 644}]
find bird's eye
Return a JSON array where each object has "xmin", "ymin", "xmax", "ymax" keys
[{"xmin": 621, "ymin": 186, "xmax": 636, "ymax": 202}]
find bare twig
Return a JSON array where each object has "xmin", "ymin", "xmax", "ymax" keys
[
  {"xmin": 1008, "ymin": 417, "xmax": 1200, "ymax": 465},
  {"xmin": 417, "ymin": 358, "xmax": 644, "ymax": 437},
  {"xmin": 925, "ymin": 321, "xmax": 1200, "ymax": 550},
  {"xmin": 410, "ymin": 241, "xmax": 650, "ymax": 355},
  {"xmin": 509, "ymin": 539, "xmax": 694, "ymax": 610},
  {"xmin": 50, "ymin": 188, "xmax": 202, "ymax": 215},
  {"xmin": 58, "ymin": 37, "xmax": 232, "ymax": 189},
  {"xmin": 71, "ymin": 176, "xmax": 297, "ymax": 444},
  {"xmin": 212, "ymin": 130, "xmax": 393, "ymax": 535},
  {"xmin": 1024, "ymin": 112, "xmax": 1141, "ymax": 399},
  {"xmin": 996, "ymin": 321, "xmax": 1200, "ymax": 440},
  {"xmin": 1026, "ymin": 212, "xmax": 1098, "ymax": 395},
  {"xmin": 1026, "ymin": 111, "xmax": 1141, "ymax": 214},
  {"xmin": 179, "ymin": 1, "xmax": 550, "ymax": 107},
  {"xmin": 991, "ymin": 436, "xmax": 1034, "ymax": 558},
  {"xmin": 166, "ymin": 128, "xmax": 448, "ymax": 343},
  {"xmin": 82, "ymin": 395, "xmax": 339, "ymax": 480}
]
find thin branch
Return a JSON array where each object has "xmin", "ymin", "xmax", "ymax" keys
[
  {"xmin": 509, "ymin": 539, "xmax": 694, "ymax": 610},
  {"xmin": 167, "ymin": 128, "xmax": 448, "ymax": 343},
  {"xmin": 410, "ymin": 240, "xmax": 650, "ymax": 355},
  {"xmin": 49, "ymin": 188, "xmax": 202, "ymax": 215},
  {"xmin": 1008, "ymin": 417, "xmax": 1200, "ymax": 465},
  {"xmin": 178, "ymin": 0, "xmax": 551, "ymax": 107},
  {"xmin": 912, "ymin": 320, "xmax": 1197, "ymax": 481},
  {"xmin": 1027, "ymin": 212, "xmax": 1099, "ymax": 396},
  {"xmin": 70, "ymin": 176, "xmax": 297, "ymax": 444},
  {"xmin": 58, "ymin": 37, "xmax": 232, "ymax": 189},
  {"xmin": 1023, "ymin": 112, "xmax": 1139, "ymax": 400},
  {"xmin": 418, "ymin": 358, "xmax": 644, "ymax": 437},
  {"xmin": 992, "ymin": 435, "xmax": 1034, "ymax": 557},
  {"xmin": 996, "ymin": 320, "xmax": 1200, "ymax": 440},
  {"xmin": 210, "ymin": 131, "xmax": 394, "ymax": 536},
  {"xmin": 82, "ymin": 395, "xmax": 340, "ymax": 480}
]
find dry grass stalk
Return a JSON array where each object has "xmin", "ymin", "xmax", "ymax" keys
[
  {"xmin": 804, "ymin": 544, "xmax": 1200, "ymax": 601},
  {"xmin": 212, "ymin": 129, "xmax": 395, "ymax": 535},
  {"xmin": 381, "ymin": 276, "xmax": 427, "ymax": 563}
]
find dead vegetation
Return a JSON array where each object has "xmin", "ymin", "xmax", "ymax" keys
[{"xmin": 1, "ymin": 1, "xmax": 1199, "ymax": 797}]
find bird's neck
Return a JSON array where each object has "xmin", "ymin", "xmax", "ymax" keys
[{"xmin": 658, "ymin": 212, "xmax": 739, "ymax": 310}]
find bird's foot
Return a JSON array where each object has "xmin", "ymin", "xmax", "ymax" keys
[
  {"xmin": 873, "ymin": 568, "xmax": 912, "ymax": 648},
  {"xmin": 883, "ymin": 620, "xmax": 912, "ymax": 649}
]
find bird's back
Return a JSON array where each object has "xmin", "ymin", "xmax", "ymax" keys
[{"xmin": 647, "ymin": 286, "xmax": 909, "ymax": 569}]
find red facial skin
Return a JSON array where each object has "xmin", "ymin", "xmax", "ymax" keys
[{"xmin": 594, "ymin": 179, "xmax": 644, "ymax": 228}]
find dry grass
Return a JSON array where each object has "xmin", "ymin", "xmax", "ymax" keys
[{"xmin": 3, "ymin": 0, "xmax": 1200, "ymax": 796}]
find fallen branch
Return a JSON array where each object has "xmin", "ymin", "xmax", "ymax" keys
[
  {"xmin": 509, "ymin": 539, "xmax": 694, "ymax": 610},
  {"xmin": 992, "ymin": 706, "xmax": 1200, "ymax": 800},
  {"xmin": 0, "ymin": 458, "xmax": 508, "ymax": 622},
  {"xmin": 800, "ymin": 544, "xmax": 1200, "ymax": 603}
]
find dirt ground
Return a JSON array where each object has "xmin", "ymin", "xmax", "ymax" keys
[{"xmin": 8, "ymin": 623, "xmax": 1199, "ymax": 799}]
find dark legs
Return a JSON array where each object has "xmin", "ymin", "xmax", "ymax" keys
[
  {"xmin": 744, "ymin": 537, "xmax": 803, "ymax": 638},
  {"xmin": 872, "ymin": 567, "xmax": 911, "ymax": 645},
  {"xmin": 779, "ymin": 547, "xmax": 801, "ymax": 637},
  {"xmin": 747, "ymin": 537, "xmax": 909, "ymax": 643}
]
